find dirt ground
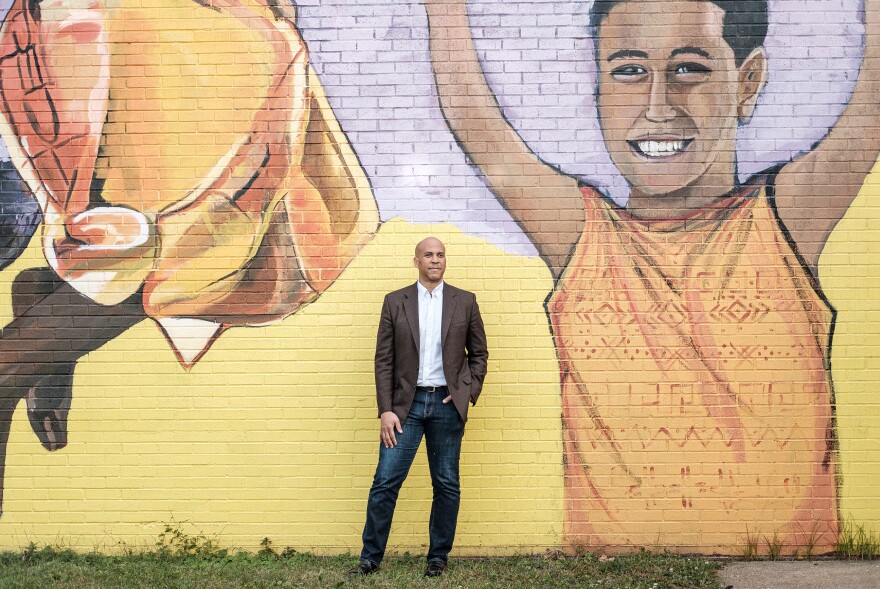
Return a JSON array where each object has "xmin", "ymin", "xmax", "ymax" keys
[{"xmin": 717, "ymin": 560, "xmax": 880, "ymax": 589}]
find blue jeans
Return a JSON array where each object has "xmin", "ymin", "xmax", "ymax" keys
[{"xmin": 360, "ymin": 388, "xmax": 465, "ymax": 565}]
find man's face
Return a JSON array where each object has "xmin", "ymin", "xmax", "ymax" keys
[
  {"xmin": 414, "ymin": 238, "xmax": 447, "ymax": 285},
  {"xmin": 595, "ymin": 0, "xmax": 765, "ymax": 205}
]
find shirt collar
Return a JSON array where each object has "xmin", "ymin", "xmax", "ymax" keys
[{"xmin": 417, "ymin": 280, "xmax": 444, "ymax": 298}]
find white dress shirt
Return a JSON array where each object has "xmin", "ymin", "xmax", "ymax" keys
[{"xmin": 417, "ymin": 280, "xmax": 447, "ymax": 386}]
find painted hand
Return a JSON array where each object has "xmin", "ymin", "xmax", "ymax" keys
[
  {"xmin": 0, "ymin": 0, "xmax": 379, "ymax": 367},
  {"xmin": 0, "ymin": 0, "xmax": 158, "ymax": 305}
]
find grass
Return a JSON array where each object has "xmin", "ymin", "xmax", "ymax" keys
[
  {"xmin": 763, "ymin": 531, "xmax": 784, "ymax": 560},
  {"xmin": 740, "ymin": 528, "xmax": 760, "ymax": 560},
  {"xmin": 836, "ymin": 517, "xmax": 880, "ymax": 560},
  {"xmin": 0, "ymin": 545, "xmax": 724, "ymax": 589},
  {"xmin": 794, "ymin": 521, "xmax": 827, "ymax": 560},
  {"xmin": 737, "ymin": 520, "xmax": 880, "ymax": 560}
]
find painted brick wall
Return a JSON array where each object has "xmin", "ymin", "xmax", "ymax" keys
[{"xmin": 0, "ymin": 0, "xmax": 878, "ymax": 557}]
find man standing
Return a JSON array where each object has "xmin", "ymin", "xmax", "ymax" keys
[{"xmin": 351, "ymin": 237, "xmax": 488, "ymax": 578}]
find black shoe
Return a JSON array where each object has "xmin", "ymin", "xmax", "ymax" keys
[
  {"xmin": 424, "ymin": 560, "xmax": 447, "ymax": 577},
  {"xmin": 348, "ymin": 559, "xmax": 379, "ymax": 577}
]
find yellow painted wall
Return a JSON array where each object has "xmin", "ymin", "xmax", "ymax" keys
[
  {"xmin": 3, "ymin": 189, "xmax": 880, "ymax": 554},
  {"xmin": 821, "ymin": 164, "xmax": 880, "ymax": 535},
  {"xmin": 0, "ymin": 219, "xmax": 563, "ymax": 553}
]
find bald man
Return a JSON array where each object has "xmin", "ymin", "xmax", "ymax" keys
[{"xmin": 351, "ymin": 237, "xmax": 488, "ymax": 578}]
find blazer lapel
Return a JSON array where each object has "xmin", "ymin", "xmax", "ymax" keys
[
  {"xmin": 441, "ymin": 284, "xmax": 457, "ymax": 345},
  {"xmin": 403, "ymin": 283, "xmax": 420, "ymax": 352}
]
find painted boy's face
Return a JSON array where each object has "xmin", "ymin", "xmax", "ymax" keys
[{"xmin": 595, "ymin": 0, "xmax": 765, "ymax": 208}]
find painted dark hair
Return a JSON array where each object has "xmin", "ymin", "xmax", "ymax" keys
[{"xmin": 589, "ymin": 0, "xmax": 769, "ymax": 66}]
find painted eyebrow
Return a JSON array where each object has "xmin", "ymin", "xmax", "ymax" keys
[
  {"xmin": 606, "ymin": 49, "xmax": 649, "ymax": 61},
  {"xmin": 670, "ymin": 47, "xmax": 711, "ymax": 59}
]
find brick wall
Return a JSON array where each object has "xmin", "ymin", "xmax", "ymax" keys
[{"xmin": 0, "ymin": 0, "xmax": 878, "ymax": 556}]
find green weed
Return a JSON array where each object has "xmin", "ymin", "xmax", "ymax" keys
[
  {"xmin": 256, "ymin": 536, "xmax": 297, "ymax": 560},
  {"xmin": 155, "ymin": 523, "xmax": 226, "ymax": 559},
  {"xmin": 763, "ymin": 531, "xmax": 785, "ymax": 560},
  {"xmin": 795, "ymin": 521, "xmax": 827, "ymax": 560},
  {"xmin": 740, "ymin": 527, "xmax": 760, "ymax": 559},
  {"xmin": 837, "ymin": 517, "xmax": 880, "ymax": 559}
]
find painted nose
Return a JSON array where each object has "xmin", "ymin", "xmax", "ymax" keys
[{"xmin": 645, "ymin": 74, "xmax": 676, "ymax": 122}]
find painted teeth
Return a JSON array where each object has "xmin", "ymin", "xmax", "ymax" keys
[{"xmin": 637, "ymin": 140, "xmax": 686, "ymax": 157}]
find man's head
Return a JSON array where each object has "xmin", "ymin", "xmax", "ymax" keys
[
  {"xmin": 589, "ymin": 0, "xmax": 769, "ymax": 206},
  {"xmin": 414, "ymin": 237, "xmax": 446, "ymax": 288}
]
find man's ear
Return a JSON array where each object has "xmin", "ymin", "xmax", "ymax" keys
[{"xmin": 737, "ymin": 48, "xmax": 768, "ymax": 124}]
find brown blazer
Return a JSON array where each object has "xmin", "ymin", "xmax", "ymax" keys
[{"xmin": 375, "ymin": 282, "xmax": 488, "ymax": 424}]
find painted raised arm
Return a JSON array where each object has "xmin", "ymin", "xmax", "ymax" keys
[
  {"xmin": 774, "ymin": 0, "xmax": 880, "ymax": 274},
  {"xmin": 424, "ymin": 0, "xmax": 584, "ymax": 279}
]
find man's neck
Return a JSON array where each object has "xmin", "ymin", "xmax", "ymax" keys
[{"xmin": 418, "ymin": 279, "xmax": 443, "ymax": 294}]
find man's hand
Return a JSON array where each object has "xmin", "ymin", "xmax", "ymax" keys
[
  {"xmin": 442, "ymin": 395, "xmax": 453, "ymax": 404},
  {"xmin": 380, "ymin": 411, "xmax": 402, "ymax": 448}
]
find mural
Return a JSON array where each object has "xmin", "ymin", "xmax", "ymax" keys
[
  {"xmin": 0, "ymin": 0, "xmax": 878, "ymax": 557},
  {"xmin": 425, "ymin": 0, "xmax": 877, "ymax": 552},
  {"xmin": 0, "ymin": 0, "xmax": 378, "ymax": 513},
  {"xmin": 0, "ymin": 159, "xmax": 38, "ymax": 272}
]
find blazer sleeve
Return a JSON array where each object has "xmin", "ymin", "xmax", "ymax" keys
[
  {"xmin": 466, "ymin": 294, "xmax": 489, "ymax": 405},
  {"xmin": 374, "ymin": 295, "xmax": 395, "ymax": 416}
]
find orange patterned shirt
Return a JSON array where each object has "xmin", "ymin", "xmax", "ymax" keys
[{"xmin": 549, "ymin": 182, "xmax": 837, "ymax": 553}]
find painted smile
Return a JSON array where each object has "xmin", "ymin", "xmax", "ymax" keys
[{"xmin": 628, "ymin": 138, "xmax": 693, "ymax": 158}]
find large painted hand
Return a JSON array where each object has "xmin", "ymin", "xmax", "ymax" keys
[
  {"xmin": 144, "ymin": 0, "xmax": 309, "ymax": 323},
  {"xmin": 0, "ymin": 0, "xmax": 157, "ymax": 304},
  {"xmin": 141, "ymin": 0, "xmax": 379, "ymax": 364},
  {"xmin": 0, "ymin": 0, "xmax": 379, "ymax": 366}
]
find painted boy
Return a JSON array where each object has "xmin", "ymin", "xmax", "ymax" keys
[{"xmin": 426, "ymin": 0, "xmax": 880, "ymax": 552}]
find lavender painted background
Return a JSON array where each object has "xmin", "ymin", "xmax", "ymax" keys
[{"xmin": 0, "ymin": 0, "xmax": 864, "ymax": 255}]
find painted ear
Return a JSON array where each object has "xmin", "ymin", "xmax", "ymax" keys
[{"xmin": 737, "ymin": 48, "xmax": 768, "ymax": 124}]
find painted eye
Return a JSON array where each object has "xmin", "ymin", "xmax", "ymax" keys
[
  {"xmin": 610, "ymin": 65, "xmax": 647, "ymax": 81},
  {"xmin": 672, "ymin": 63, "xmax": 711, "ymax": 82}
]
